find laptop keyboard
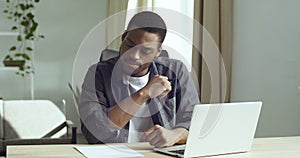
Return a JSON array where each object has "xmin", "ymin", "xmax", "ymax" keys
[{"xmin": 170, "ymin": 149, "xmax": 185, "ymax": 155}]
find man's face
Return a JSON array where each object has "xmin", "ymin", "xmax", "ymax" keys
[{"xmin": 119, "ymin": 29, "xmax": 161, "ymax": 77}]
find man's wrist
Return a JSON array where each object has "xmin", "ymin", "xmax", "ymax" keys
[
  {"xmin": 131, "ymin": 88, "xmax": 150, "ymax": 105},
  {"xmin": 173, "ymin": 128, "xmax": 188, "ymax": 144},
  {"xmin": 137, "ymin": 88, "xmax": 150, "ymax": 100}
]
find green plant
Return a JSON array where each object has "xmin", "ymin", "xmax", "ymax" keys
[{"xmin": 2, "ymin": 0, "xmax": 44, "ymax": 77}]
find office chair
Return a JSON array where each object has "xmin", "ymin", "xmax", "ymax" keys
[
  {"xmin": 99, "ymin": 49, "xmax": 200, "ymax": 97},
  {"xmin": 98, "ymin": 49, "xmax": 201, "ymax": 94}
]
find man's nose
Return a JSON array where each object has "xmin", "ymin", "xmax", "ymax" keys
[{"xmin": 129, "ymin": 48, "xmax": 141, "ymax": 59}]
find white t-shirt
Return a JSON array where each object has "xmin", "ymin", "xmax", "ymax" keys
[{"xmin": 123, "ymin": 73, "xmax": 153, "ymax": 143}]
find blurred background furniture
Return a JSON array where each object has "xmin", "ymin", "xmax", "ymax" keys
[{"xmin": 0, "ymin": 100, "xmax": 77, "ymax": 156}]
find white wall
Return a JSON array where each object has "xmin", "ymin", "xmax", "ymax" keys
[
  {"xmin": 232, "ymin": 0, "xmax": 300, "ymax": 137},
  {"xmin": 0, "ymin": 0, "xmax": 108, "ymax": 128},
  {"xmin": 34, "ymin": 0, "xmax": 108, "ymax": 128}
]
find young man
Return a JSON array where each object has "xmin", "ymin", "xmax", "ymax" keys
[{"xmin": 79, "ymin": 11, "xmax": 199, "ymax": 147}]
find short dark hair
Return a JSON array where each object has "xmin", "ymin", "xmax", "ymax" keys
[{"xmin": 126, "ymin": 11, "xmax": 167, "ymax": 43}]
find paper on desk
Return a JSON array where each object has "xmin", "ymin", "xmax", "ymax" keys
[{"xmin": 75, "ymin": 145, "xmax": 144, "ymax": 158}]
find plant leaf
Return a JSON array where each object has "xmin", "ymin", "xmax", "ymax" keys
[
  {"xmin": 11, "ymin": 26, "xmax": 18, "ymax": 30},
  {"xmin": 17, "ymin": 35, "xmax": 22, "ymax": 41},
  {"xmin": 13, "ymin": 11, "xmax": 18, "ymax": 17},
  {"xmin": 30, "ymin": 22, "xmax": 38, "ymax": 32},
  {"xmin": 19, "ymin": 66, "xmax": 24, "ymax": 71},
  {"xmin": 22, "ymin": 54, "xmax": 31, "ymax": 60},
  {"xmin": 27, "ymin": 12, "xmax": 34, "ymax": 19},
  {"xmin": 19, "ymin": 4, "xmax": 26, "ymax": 10},
  {"xmin": 9, "ymin": 46, "xmax": 17, "ymax": 51},
  {"xmin": 15, "ymin": 53, "xmax": 22, "ymax": 57},
  {"xmin": 25, "ymin": 33, "xmax": 33, "ymax": 40},
  {"xmin": 4, "ymin": 55, "xmax": 12, "ymax": 60},
  {"xmin": 21, "ymin": 21, "xmax": 29, "ymax": 26},
  {"xmin": 26, "ymin": 47, "xmax": 33, "ymax": 51}
]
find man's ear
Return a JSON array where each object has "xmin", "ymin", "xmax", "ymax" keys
[
  {"xmin": 156, "ymin": 47, "xmax": 162, "ymax": 57},
  {"xmin": 121, "ymin": 32, "xmax": 127, "ymax": 41}
]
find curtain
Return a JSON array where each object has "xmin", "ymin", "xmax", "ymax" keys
[
  {"xmin": 193, "ymin": 0, "xmax": 233, "ymax": 103},
  {"xmin": 126, "ymin": 0, "xmax": 154, "ymax": 19},
  {"xmin": 106, "ymin": 0, "xmax": 129, "ymax": 50}
]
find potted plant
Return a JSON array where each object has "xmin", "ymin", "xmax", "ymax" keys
[{"xmin": 2, "ymin": 0, "xmax": 44, "ymax": 77}]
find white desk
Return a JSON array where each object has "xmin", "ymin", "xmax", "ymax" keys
[{"xmin": 6, "ymin": 137, "xmax": 300, "ymax": 158}]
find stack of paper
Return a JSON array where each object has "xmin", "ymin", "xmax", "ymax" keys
[{"xmin": 75, "ymin": 145, "xmax": 144, "ymax": 158}]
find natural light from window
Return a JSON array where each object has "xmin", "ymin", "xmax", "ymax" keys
[{"xmin": 126, "ymin": 0, "xmax": 194, "ymax": 71}]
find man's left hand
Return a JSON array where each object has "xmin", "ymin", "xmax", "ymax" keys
[{"xmin": 140, "ymin": 125, "xmax": 188, "ymax": 147}]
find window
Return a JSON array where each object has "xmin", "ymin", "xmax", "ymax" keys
[{"xmin": 126, "ymin": 0, "xmax": 194, "ymax": 71}]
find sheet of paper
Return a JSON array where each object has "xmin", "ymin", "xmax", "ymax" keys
[{"xmin": 75, "ymin": 145, "xmax": 144, "ymax": 158}]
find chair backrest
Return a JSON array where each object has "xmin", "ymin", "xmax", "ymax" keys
[
  {"xmin": 68, "ymin": 83, "xmax": 80, "ymax": 107},
  {"xmin": 98, "ymin": 49, "xmax": 200, "ymax": 95},
  {"xmin": 0, "ymin": 100, "xmax": 3, "ymax": 139},
  {"xmin": 99, "ymin": 49, "xmax": 169, "ymax": 61},
  {"xmin": 99, "ymin": 49, "xmax": 119, "ymax": 61},
  {"xmin": 2, "ymin": 100, "xmax": 66, "ymax": 139}
]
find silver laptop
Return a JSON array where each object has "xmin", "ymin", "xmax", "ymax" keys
[{"xmin": 154, "ymin": 101, "xmax": 262, "ymax": 157}]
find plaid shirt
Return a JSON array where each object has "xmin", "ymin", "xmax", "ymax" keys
[{"xmin": 79, "ymin": 57, "xmax": 200, "ymax": 143}]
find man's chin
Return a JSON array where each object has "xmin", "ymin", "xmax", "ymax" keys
[
  {"xmin": 122, "ymin": 67, "xmax": 138, "ymax": 76},
  {"xmin": 120, "ymin": 61, "xmax": 150, "ymax": 76},
  {"xmin": 122, "ymin": 67, "xmax": 148, "ymax": 77}
]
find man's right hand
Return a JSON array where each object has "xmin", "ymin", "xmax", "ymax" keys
[
  {"xmin": 141, "ymin": 75, "xmax": 172, "ymax": 99},
  {"xmin": 108, "ymin": 75, "xmax": 171, "ymax": 129}
]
